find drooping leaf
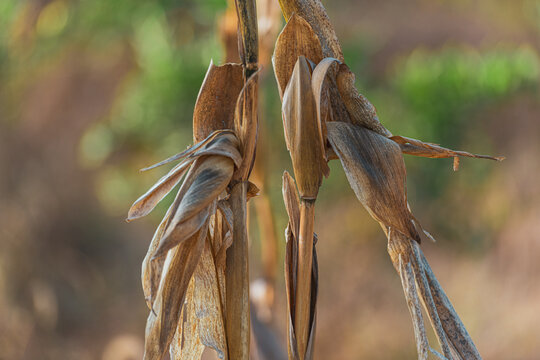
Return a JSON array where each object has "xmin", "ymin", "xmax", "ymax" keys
[
  {"xmin": 157, "ymin": 156, "xmax": 234, "ymax": 254},
  {"xmin": 327, "ymin": 121, "xmax": 420, "ymax": 242},
  {"xmin": 144, "ymin": 226, "xmax": 207, "ymax": 360},
  {"xmin": 193, "ymin": 61, "xmax": 244, "ymax": 142},
  {"xmin": 272, "ymin": 14, "xmax": 323, "ymax": 98},
  {"xmin": 141, "ymin": 130, "xmax": 234, "ymax": 171},
  {"xmin": 127, "ymin": 160, "xmax": 192, "ymax": 221},
  {"xmin": 282, "ymin": 56, "xmax": 328, "ymax": 199},
  {"xmin": 391, "ymin": 135, "xmax": 504, "ymax": 170}
]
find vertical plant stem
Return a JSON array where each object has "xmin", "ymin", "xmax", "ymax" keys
[
  {"xmin": 235, "ymin": 0, "xmax": 259, "ymax": 77},
  {"xmin": 226, "ymin": 181, "xmax": 251, "ymax": 360},
  {"xmin": 295, "ymin": 199, "xmax": 315, "ymax": 359}
]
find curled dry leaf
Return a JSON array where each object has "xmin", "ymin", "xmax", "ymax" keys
[
  {"xmin": 233, "ymin": 70, "xmax": 260, "ymax": 180},
  {"xmin": 272, "ymin": 14, "xmax": 323, "ymax": 98},
  {"xmin": 282, "ymin": 56, "xmax": 329, "ymax": 199},
  {"xmin": 391, "ymin": 135, "xmax": 505, "ymax": 170},
  {"xmin": 127, "ymin": 161, "xmax": 191, "ymax": 221},
  {"xmin": 327, "ymin": 121, "xmax": 420, "ymax": 242},
  {"xmin": 193, "ymin": 61, "xmax": 244, "ymax": 142},
  {"xmin": 144, "ymin": 226, "xmax": 207, "ymax": 360},
  {"xmin": 156, "ymin": 156, "xmax": 234, "ymax": 257}
]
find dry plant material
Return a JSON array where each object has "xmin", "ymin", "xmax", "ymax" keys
[
  {"xmin": 128, "ymin": 1, "xmax": 259, "ymax": 358},
  {"xmin": 273, "ymin": 2, "xmax": 502, "ymax": 358}
]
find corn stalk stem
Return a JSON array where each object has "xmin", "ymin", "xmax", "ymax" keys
[
  {"xmin": 226, "ymin": 181, "xmax": 251, "ymax": 360},
  {"xmin": 295, "ymin": 199, "xmax": 315, "ymax": 359},
  {"xmin": 235, "ymin": 0, "xmax": 259, "ymax": 77}
]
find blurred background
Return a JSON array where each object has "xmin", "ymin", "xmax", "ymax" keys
[{"xmin": 0, "ymin": 0, "xmax": 539, "ymax": 359}]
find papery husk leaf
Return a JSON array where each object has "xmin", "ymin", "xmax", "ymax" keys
[
  {"xmin": 387, "ymin": 230, "xmax": 481, "ymax": 360},
  {"xmin": 311, "ymin": 57, "xmax": 342, "ymax": 160},
  {"xmin": 190, "ymin": 239, "xmax": 228, "ymax": 359},
  {"xmin": 272, "ymin": 14, "xmax": 323, "ymax": 98},
  {"xmin": 336, "ymin": 63, "xmax": 391, "ymax": 136},
  {"xmin": 282, "ymin": 56, "xmax": 328, "ymax": 199},
  {"xmin": 141, "ymin": 130, "xmax": 234, "ymax": 172},
  {"xmin": 193, "ymin": 132, "xmax": 243, "ymax": 168},
  {"xmin": 193, "ymin": 61, "xmax": 244, "ymax": 142},
  {"xmin": 277, "ymin": 0, "xmax": 343, "ymax": 60},
  {"xmin": 398, "ymin": 254, "xmax": 430, "ymax": 360},
  {"xmin": 233, "ymin": 70, "xmax": 260, "ymax": 180},
  {"xmin": 284, "ymin": 225, "xmax": 318, "ymax": 360},
  {"xmin": 142, "ymin": 161, "xmax": 203, "ymax": 307},
  {"xmin": 153, "ymin": 203, "xmax": 212, "ymax": 259},
  {"xmin": 391, "ymin": 135, "xmax": 504, "ymax": 169},
  {"xmin": 144, "ymin": 226, "xmax": 207, "ymax": 360},
  {"xmin": 127, "ymin": 160, "xmax": 192, "ymax": 221},
  {"xmin": 170, "ymin": 280, "xmax": 205, "ymax": 360},
  {"xmin": 159, "ymin": 156, "xmax": 234, "ymax": 252},
  {"xmin": 327, "ymin": 121, "xmax": 420, "ymax": 242},
  {"xmin": 282, "ymin": 173, "xmax": 318, "ymax": 360},
  {"xmin": 141, "ymin": 201, "xmax": 175, "ymax": 309},
  {"xmin": 282, "ymin": 171, "xmax": 300, "ymax": 237}
]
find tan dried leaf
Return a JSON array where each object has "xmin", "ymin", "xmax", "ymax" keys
[
  {"xmin": 327, "ymin": 121, "xmax": 420, "ymax": 242},
  {"xmin": 127, "ymin": 161, "xmax": 192, "ymax": 221},
  {"xmin": 282, "ymin": 56, "xmax": 328, "ymax": 199},
  {"xmin": 282, "ymin": 171, "xmax": 300, "ymax": 238},
  {"xmin": 144, "ymin": 227, "xmax": 207, "ymax": 360},
  {"xmin": 391, "ymin": 135, "xmax": 504, "ymax": 170},
  {"xmin": 272, "ymin": 14, "xmax": 323, "ymax": 98},
  {"xmin": 193, "ymin": 61, "xmax": 244, "ymax": 142},
  {"xmin": 156, "ymin": 155, "xmax": 233, "ymax": 256},
  {"xmin": 233, "ymin": 70, "xmax": 260, "ymax": 180}
]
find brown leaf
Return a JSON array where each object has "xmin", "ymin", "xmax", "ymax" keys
[
  {"xmin": 141, "ymin": 201, "xmax": 175, "ymax": 310},
  {"xmin": 193, "ymin": 61, "xmax": 244, "ymax": 142},
  {"xmin": 282, "ymin": 171, "xmax": 300, "ymax": 238},
  {"xmin": 311, "ymin": 57, "xmax": 341, "ymax": 159},
  {"xmin": 284, "ymin": 223, "xmax": 319, "ymax": 360},
  {"xmin": 156, "ymin": 156, "xmax": 234, "ymax": 255},
  {"xmin": 272, "ymin": 14, "xmax": 323, "ymax": 98},
  {"xmin": 193, "ymin": 132, "xmax": 243, "ymax": 169},
  {"xmin": 336, "ymin": 63, "xmax": 391, "ymax": 136},
  {"xmin": 141, "ymin": 130, "xmax": 233, "ymax": 172},
  {"xmin": 391, "ymin": 135, "xmax": 505, "ymax": 170},
  {"xmin": 327, "ymin": 121, "xmax": 420, "ymax": 242},
  {"xmin": 233, "ymin": 70, "xmax": 260, "ymax": 180},
  {"xmin": 276, "ymin": 0, "xmax": 344, "ymax": 61},
  {"xmin": 143, "ymin": 226, "xmax": 207, "ymax": 360},
  {"xmin": 127, "ymin": 161, "xmax": 192, "ymax": 221},
  {"xmin": 282, "ymin": 56, "xmax": 328, "ymax": 199},
  {"xmin": 191, "ymin": 240, "xmax": 228, "ymax": 359}
]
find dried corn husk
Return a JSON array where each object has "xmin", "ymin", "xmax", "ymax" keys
[
  {"xmin": 327, "ymin": 121, "xmax": 420, "ymax": 242},
  {"xmin": 282, "ymin": 172, "xmax": 318, "ymax": 360},
  {"xmin": 282, "ymin": 56, "xmax": 328, "ymax": 199}
]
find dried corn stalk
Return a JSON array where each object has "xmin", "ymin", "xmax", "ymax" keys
[
  {"xmin": 127, "ymin": 1, "xmax": 259, "ymax": 359},
  {"xmin": 273, "ymin": 2, "xmax": 502, "ymax": 359}
]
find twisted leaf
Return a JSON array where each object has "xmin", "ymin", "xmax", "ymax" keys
[{"xmin": 327, "ymin": 121, "xmax": 420, "ymax": 242}]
